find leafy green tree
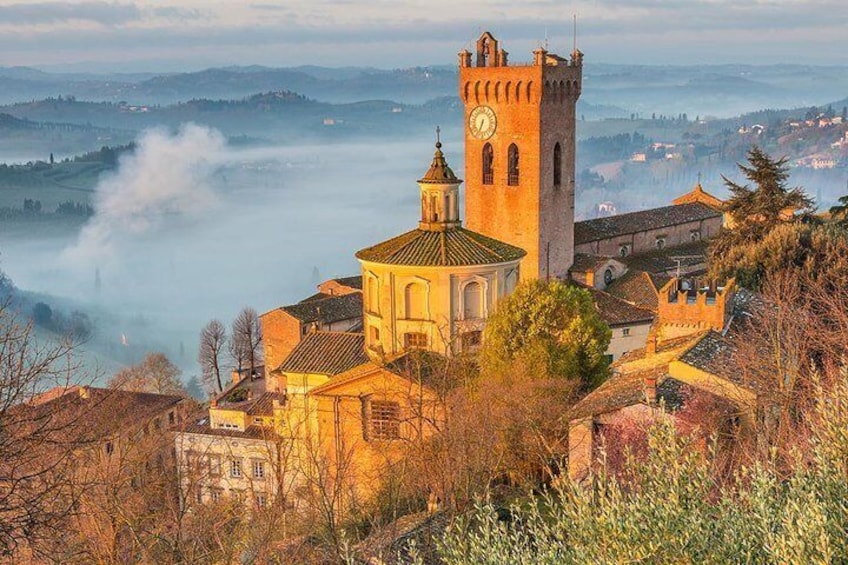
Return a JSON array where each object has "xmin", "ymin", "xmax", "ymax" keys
[
  {"xmin": 829, "ymin": 194, "xmax": 848, "ymax": 226},
  {"xmin": 710, "ymin": 222, "xmax": 848, "ymax": 291},
  {"xmin": 481, "ymin": 279, "xmax": 611, "ymax": 390}
]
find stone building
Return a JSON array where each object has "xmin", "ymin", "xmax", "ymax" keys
[
  {"xmin": 460, "ymin": 31, "xmax": 583, "ymax": 280},
  {"xmin": 574, "ymin": 202, "xmax": 722, "ymax": 259},
  {"xmin": 355, "ymin": 140, "xmax": 525, "ymax": 358}
]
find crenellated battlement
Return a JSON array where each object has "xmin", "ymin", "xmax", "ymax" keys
[
  {"xmin": 459, "ymin": 33, "xmax": 582, "ymax": 107},
  {"xmin": 657, "ymin": 277, "xmax": 736, "ymax": 337}
]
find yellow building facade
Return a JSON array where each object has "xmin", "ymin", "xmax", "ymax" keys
[{"xmin": 356, "ymin": 140, "xmax": 525, "ymax": 358}]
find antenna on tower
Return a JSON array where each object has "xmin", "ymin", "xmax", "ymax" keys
[
  {"xmin": 573, "ymin": 14, "xmax": 578, "ymax": 55},
  {"xmin": 435, "ymin": 126, "xmax": 441, "ymax": 145},
  {"xmin": 544, "ymin": 26, "xmax": 549, "ymax": 50}
]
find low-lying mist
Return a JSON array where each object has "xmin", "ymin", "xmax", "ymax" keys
[{"xmin": 2, "ymin": 124, "xmax": 455, "ymax": 380}]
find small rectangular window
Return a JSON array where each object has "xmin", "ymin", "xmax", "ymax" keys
[
  {"xmin": 256, "ymin": 493, "xmax": 267, "ymax": 508},
  {"xmin": 168, "ymin": 411, "xmax": 175, "ymax": 425},
  {"xmin": 210, "ymin": 488, "xmax": 223, "ymax": 503},
  {"xmin": 231, "ymin": 459, "xmax": 242, "ymax": 478},
  {"xmin": 252, "ymin": 460, "xmax": 265, "ymax": 479},
  {"xmin": 622, "ymin": 328, "xmax": 630, "ymax": 337},
  {"xmin": 404, "ymin": 332, "xmax": 428, "ymax": 349},
  {"xmin": 371, "ymin": 400, "xmax": 401, "ymax": 440}
]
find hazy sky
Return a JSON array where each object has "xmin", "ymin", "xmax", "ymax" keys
[{"xmin": 0, "ymin": 0, "xmax": 845, "ymax": 71}]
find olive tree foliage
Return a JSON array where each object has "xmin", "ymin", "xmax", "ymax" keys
[
  {"xmin": 432, "ymin": 367, "xmax": 848, "ymax": 565},
  {"xmin": 108, "ymin": 352, "xmax": 187, "ymax": 396},
  {"xmin": 830, "ymin": 194, "xmax": 848, "ymax": 226},
  {"xmin": 198, "ymin": 319, "xmax": 227, "ymax": 393},
  {"xmin": 480, "ymin": 279, "xmax": 611, "ymax": 390}
]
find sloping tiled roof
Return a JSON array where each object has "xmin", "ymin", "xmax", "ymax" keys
[
  {"xmin": 620, "ymin": 239, "xmax": 709, "ymax": 275},
  {"xmin": 356, "ymin": 227, "xmax": 525, "ymax": 267},
  {"xmin": 355, "ymin": 511, "xmax": 450, "ymax": 565},
  {"xmin": 22, "ymin": 386, "xmax": 184, "ymax": 441},
  {"xmin": 574, "ymin": 203, "xmax": 721, "ymax": 245},
  {"xmin": 605, "ymin": 270, "xmax": 663, "ymax": 311},
  {"xmin": 330, "ymin": 275, "xmax": 363, "ymax": 290},
  {"xmin": 246, "ymin": 392, "xmax": 286, "ymax": 416},
  {"xmin": 672, "ymin": 183, "xmax": 724, "ymax": 210},
  {"xmin": 571, "ymin": 253, "xmax": 615, "ymax": 272},
  {"xmin": 281, "ymin": 292, "xmax": 362, "ymax": 324},
  {"xmin": 569, "ymin": 367, "xmax": 662, "ymax": 420},
  {"xmin": 678, "ymin": 330, "xmax": 739, "ymax": 384},
  {"xmin": 278, "ymin": 331, "xmax": 369, "ymax": 376},
  {"xmin": 588, "ymin": 288, "xmax": 655, "ymax": 327}
]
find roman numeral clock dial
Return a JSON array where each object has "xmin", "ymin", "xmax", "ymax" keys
[{"xmin": 468, "ymin": 105, "xmax": 497, "ymax": 140}]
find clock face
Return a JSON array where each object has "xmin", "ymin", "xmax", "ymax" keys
[{"xmin": 468, "ymin": 105, "xmax": 497, "ymax": 140}]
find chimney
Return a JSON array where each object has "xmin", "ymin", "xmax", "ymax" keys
[
  {"xmin": 644, "ymin": 376, "xmax": 657, "ymax": 405},
  {"xmin": 646, "ymin": 331, "xmax": 658, "ymax": 355}
]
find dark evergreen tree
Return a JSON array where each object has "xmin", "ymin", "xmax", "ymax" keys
[{"xmin": 721, "ymin": 146, "xmax": 813, "ymax": 230}]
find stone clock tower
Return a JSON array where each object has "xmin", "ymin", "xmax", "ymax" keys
[{"xmin": 459, "ymin": 32, "xmax": 582, "ymax": 280}]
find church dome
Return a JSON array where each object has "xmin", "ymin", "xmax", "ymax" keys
[{"xmin": 355, "ymin": 227, "xmax": 526, "ymax": 267}]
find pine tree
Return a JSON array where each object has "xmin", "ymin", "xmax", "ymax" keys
[{"xmin": 722, "ymin": 146, "xmax": 813, "ymax": 230}]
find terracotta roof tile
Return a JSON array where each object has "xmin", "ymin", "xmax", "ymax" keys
[
  {"xmin": 605, "ymin": 270, "xmax": 663, "ymax": 311},
  {"xmin": 570, "ymin": 253, "xmax": 615, "ymax": 272},
  {"xmin": 620, "ymin": 240, "xmax": 709, "ymax": 274},
  {"xmin": 356, "ymin": 228, "xmax": 525, "ymax": 267},
  {"xmin": 278, "ymin": 331, "xmax": 369, "ymax": 376},
  {"xmin": 575, "ymin": 203, "xmax": 720, "ymax": 245},
  {"xmin": 588, "ymin": 287, "xmax": 655, "ymax": 327},
  {"xmin": 677, "ymin": 330, "xmax": 739, "ymax": 384},
  {"xmin": 672, "ymin": 183, "xmax": 724, "ymax": 210},
  {"xmin": 329, "ymin": 275, "xmax": 363, "ymax": 290},
  {"xmin": 281, "ymin": 292, "xmax": 362, "ymax": 324}
]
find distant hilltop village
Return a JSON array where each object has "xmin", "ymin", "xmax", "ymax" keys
[{"xmin": 19, "ymin": 32, "xmax": 781, "ymax": 558}]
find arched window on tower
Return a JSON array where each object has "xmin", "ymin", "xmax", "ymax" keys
[
  {"xmin": 404, "ymin": 282, "xmax": 426, "ymax": 320},
  {"xmin": 463, "ymin": 281, "xmax": 483, "ymax": 319},
  {"xmin": 482, "ymin": 143, "xmax": 494, "ymax": 185},
  {"xmin": 553, "ymin": 142, "xmax": 562, "ymax": 187},
  {"xmin": 507, "ymin": 144, "xmax": 519, "ymax": 186}
]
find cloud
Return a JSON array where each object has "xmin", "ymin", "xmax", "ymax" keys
[
  {"xmin": 64, "ymin": 124, "xmax": 227, "ymax": 262},
  {"xmin": 0, "ymin": 0, "xmax": 845, "ymax": 67},
  {"xmin": 0, "ymin": 1, "xmax": 141, "ymax": 25}
]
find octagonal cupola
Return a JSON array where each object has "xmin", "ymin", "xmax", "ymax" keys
[{"xmin": 418, "ymin": 131, "xmax": 462, "ymax": 231}]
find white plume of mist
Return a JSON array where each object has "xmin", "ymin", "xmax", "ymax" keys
[{"xmin": 64, "ymin": 123, "xmax": 227, "ymax": 262}]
